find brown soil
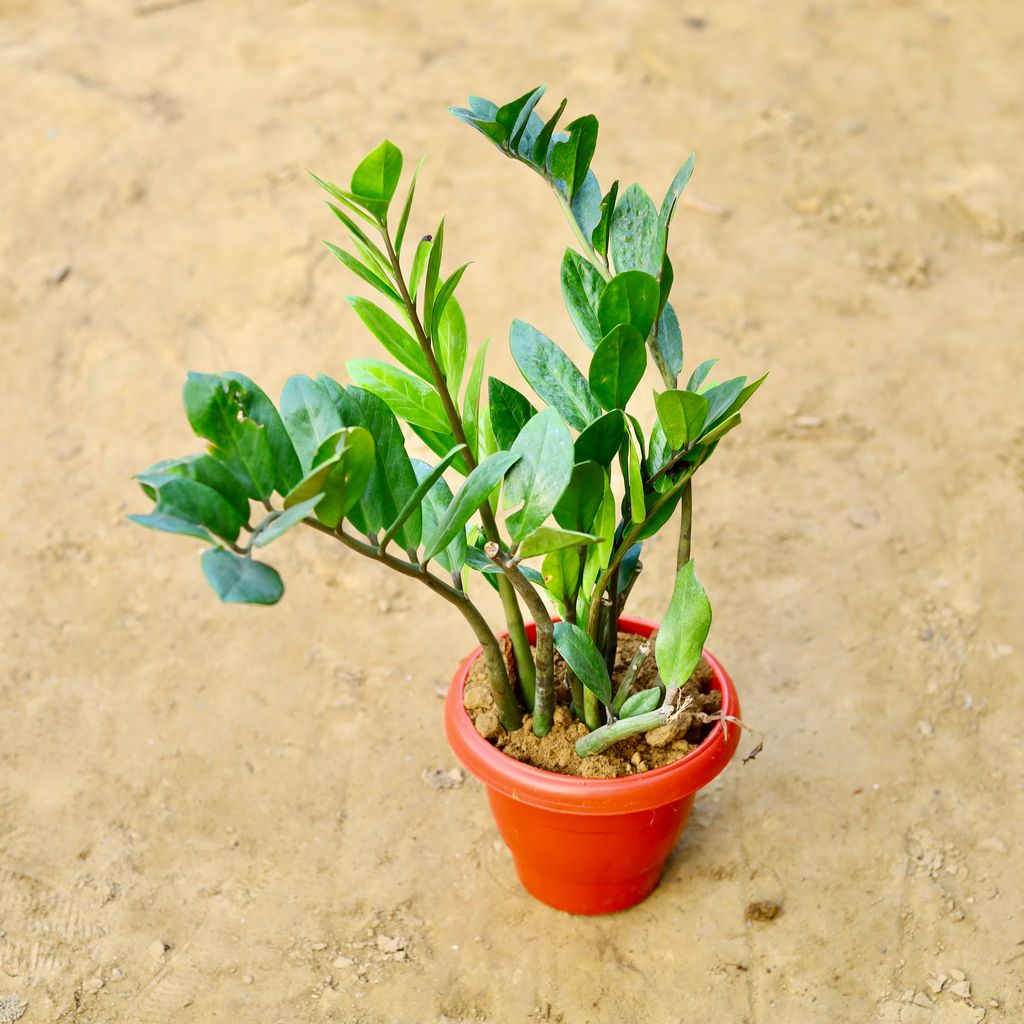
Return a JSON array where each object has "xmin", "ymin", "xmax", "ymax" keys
[{"xmin": 464, "ymin": 633, "xmax": 722, "ymax": 777}]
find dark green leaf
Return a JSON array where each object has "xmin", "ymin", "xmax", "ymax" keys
[
  {"xmin": 495, "ymin": 85, "xmax": 546, "ymax": 150},
  {"xmin": 411, "ymin": 458, "xmax": 466, "ymax": 573},
  {"xmin": 648, "ymin": 421, "xmax": 672, "ymax": 482},
  {"xmin": 518, "ymin": 526, "xmax": 600, "ymax": 560},
  {"xmin": 574, "ymin": 410, "xmax": 625, "ymax": 466},
  {"xmin": 394, "ymin": 155, "xmax": 425, "ymax": 256},
  {"xmin": 700, "ymin": 376, "xmax": 747, "ymax": 433},
  {"xmin": 553, "ymin": 461, "xmax": 605, "ymax": 532},
  {"xmin": 422, "ymin": 219, "xmax": 445, "ymax": 335},
  {"xmin": 423, "ymin": 451, "xmax": 520, "ymax": 562},
  {"xmin": 636, "ymin": 487, "xmax": 680, "ymax": 540},
  {"xmin": 345, "ymin": 296, "xmax": 431, "ymax": 382},
  {"xmin": 655, "ymin": 560, "xmax": 712, "ymax": 686},
  {"xmin": 686, "ymin": 358, "xmax": 717, "ymax": 391},
  {"xmin": 127, "ymin": 512, "xmax": 212, "ymax": 542},
  {"xmin": 447, "ymin": 105, "xmax": 506, "ymax": 145},
  {"xmin": 591, "ymin": 179, "xmax": 619, "ymax": 260},
  {"xmin": 253, "ymin": 495, "xmax": 323, "ymax": 547},
  {"xmin": 504, "ymin": 408, "xmax": 574, "ymax": 542},
  {"xmin": 324, "ymin": 242, "xmax": 402, "ymax": 304},
  {"xmin": 609, "ymin": 183, "xmax": 660, "ymax": 275},
  {"xmin": 550, "ymin": 114, "xmax": 598, "ymax": 199},
  {"xmin": 618, "ymin": 541, "xmax": 642, "ymax": 593},
  {"xmin": 280, "ymin": 375, "xmax": 344, "ymax": 472},
  {"xmin": 653, "ymin": 303, "xmax": 684, "ymax": 383},
  {"xmin": 552, "ymin": 621, "xmax": 611, "ymax": 705},
  {"xmin": 407, "ymin": 421, "xmax": 467, "ymax": 474},
  {"xmin": 620, "ymin": 686, "xmax": 662, "ymax": 719},
  {"xmin": 709, "ymin": 371, "xmax": 768, "ymax": 430},
  {"xmin": 346, "ymin": 359, "xmax": 450, "ymax": 435},
  {"xmin": 349, "ymin": 140, "xmax": 403, "ymax": 218},
  {"xmin": 384, "ymin": 444, "xmax": 465, "ymax": 548},
  {"xmin": 487, "ymin": 377, "xmax": 537, "ymax": 450},
  {"xmin": 597, "ymin": 270, "xmax": 660, "ymax": 340},
  {"xmin": 560, "ymin": 249, "xmax": 605, "ymax": 351},
  {"xmin": 136, "ymin": 454, "xmax": 250, "ymax": 522},
  {"xmin": 589, "ymin": 324, "xmax": 647, "ymax": 410},
  {"xmin": 509, "ymin": 319, "xmax": 601, "ymax": 431},
  {"xmin": 201, "ymin": 548, "xmax": 283, "ymax": 605},
  {"xmin": 655, "ymin": 389, "xmax": 710, "ymax": 448},
  {"xmin": 532, "ymin": 96, "xmax": 566, "ymax": 166}
]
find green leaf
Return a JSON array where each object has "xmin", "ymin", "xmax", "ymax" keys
[
  {"xmin": 532, "ymin": 96, "xmax": 566, "ymax": 166},
  {"xmin": 636, "ymin": 488, "xmax": 681, "ymax": 540},
  {"xmin": 597, "ymin": 270, "xmax": 660, "ymax": 340},
  {"xmin": 283, "ymin": 427, "xmax": 375, "ymax": 529},
  {"xmin": 127, "ymin": 512, "xmax": 212, "ymax": 542},
  {"xmin": 222, "ymin": 373, "xmax": 302, "ymax": 494},
  {"xmin": 552, "ymin": 621, "xmax": 611, "ymax": 706},
  {"xmin": 182, "ymin": 373, "xmax": 276, "ymax": 500},
  {"xmin": 435, "ymin": 294, "xmax": 468, "ymax": 398},
  {"xmin": 253, "ymin": 495, "xmax": 324, "ymax": 548},
  {"xmin": 279, "ymin": 375, "xmax": 344, "ymax": 473},
  {"xmin": 579, "ymin": 475, "xmax": 616, "ymax": 613},
  {"xmin": 136, "ymin": 454, "xmax": 251, "ymax": 522},
  {"xmin": 686, "ymin": 358, "xmax": 717, "ymax": 392},
  {"xmin": 658, "ymin": 153, "xmax": 695, "ymax": 245},
  {"xmin": 324, "ymin": 242, "xmax": 402, "ymax": 305},
  {"xmin": 462, "ymin": 341, "xmax": 488, "ymax": 461},
  {"xmin": 510, "ymin": 319, "xmax": 601, "ymax": 431},
  {"xmin": 308, "ymin": 171, "xmax": 377, "ymax": 226},
  {"xmin": 589, "ymin": 324, "xmax": 647, "ymax": 411},
  {"xmin": 553, "ymin": 461, "xmax": 605, "ymax": 532},
  {"xmin": 653, "ymin": 303, "xmax": 684, "ymax": 384},
  {"xmin": 384, "ymin": 444, "xmax": 465, "ymax": 547},
  {"xmin": 349, "ymin": 140, "xmax": 403, "ymax": 219},
  {"xmin": 423, "ymin": 451, "xmax": 521, "ymax": 562},
  {"xmin": 517, "ymin": 526, "xmax": 601, "ymax": 560},
  {"xmin": 571, "ymin": 170, "xmax": 603, "ymax": 242},
  {"xmin": 541, "ymin": 545, "xmax": 580, "ymax": 608},
  {"xmin": 700, "ymin": 377, "xmax": 747, "ymax": 433},
  {"xmin": 201, "ymin": 548, "xmax": 283, "ymax": 605},
  {"xmin": 409, "ymin": 236, "xmax": 432, "ymax": 297},
  {"xmin": 655, "ymin": 389, "xmax": 710, "ymax": 448},
  {"xmin": 591, "ymin": 179, "xmax": 619, "ymax": 261},
  {"xmin": 504, "ymin": 408, "xmax": 574, "ymax": 542},
  {"xmin": 560, "ymin": 249, "xmax": 605, "ymax": 351},
  {"xmin": 429, "ymin": 263, "xmax": 470, "ymax": 343},
  {"xmin": 346, "ymin": 359, "xmax": 450, "ymax": 435},
  {"xmin": 573, "ymin": 409, "xmax": 625, "ymax": 466},
  {"xmin": 609, "ymin": 183, "xmax": 660, "ymax": 275},
  {"xmin": 627, "ymin": 435, "xmax": 645, "ymax": 523},
  {"xmin": 326, "ymin": 200, "xmax": 391, "ymax": 268},
  {"xmin": 407, "ymin": 421, "xmax": 467, "ymax": 474},
  {"xmin": 422, "ymin": 219, "xmax": 445, "ymax": 335},
  {"xmin": 618, "ymin": 541, "xmax": 642, "ymax": 593},
  {"xmin": 345, "ymin": 296, "xmax": 431, "ymax": 382},
  {"xmin": 550, "ymin": 114, "xmax": 598, "ymax": 199},
  {"xmin": 648, "ymin": 421, "xmax": 672, "ymax": 483},
  {"xmin": 699, "ymin": 412, "xmax": 741, "ymax": 446},
  {"xmin": 495, "ymin": 85, "xmax": 546, "ymax": 150},
  {"xmin": 487, "ymin": 377, "xmax": 536, "ymax": 450},
  {"xmin": 448, "ymin": 104, "xmax": 506, "ymax": 146},
  {"xmin": 394, "ymin": 155, "xmax": 425, "ymax": 256},
  {"xmin": 411, "ymin": 458, "xmax": 466, "ymax": 573},
  {"xmin": 655, "ymin": 560, "xmax": 712, "ymax": 686},
  {"xmin": 709, "ymin": 371, "xmax": 768, "ymax": 430},
  {"xmin": 620, "ymin": 686, "xmax": 662, "ymax": 719}
]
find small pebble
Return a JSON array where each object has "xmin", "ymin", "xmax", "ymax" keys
[
  {"xmin": 332, "ymin": 955, "xmax": 355, "ymax": 969},
  {"xmin": 46, "ymin": 264, "xmax": 71, "ymax": 286},
  {"xmin": 147, "ymin": 939, "xmax": 169, "ymax": 961},
  {"xmin": 242, "ymin": 975, "xmax": 253, "ymax": 985},
  {"xmin": 745, "ymin": 900, "xmax": 780, "ymax": 922}
]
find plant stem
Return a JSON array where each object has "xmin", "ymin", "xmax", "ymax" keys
[
  {"xmin": 610, "ymin": 638, "xmax": 652, "ymax": 717},
  {"xmin": 575, "ymin": 707, "xmax": 668, "ymax": 758},
  {"xmin": 380, "ymin": 223, "xmax": 537, "ymax": 704},
  {"xmin": 676, "ymin": 479, "xmax": 692, "ymax": 569},
  {"xmin": 485, "ymin": 543, "xmax": 553, "ymax": 738}
]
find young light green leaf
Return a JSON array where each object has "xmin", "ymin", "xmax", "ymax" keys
[
  {"xmin": 560, "ymin": 248, "xmax": 605, "ymax": 351},
  {"xmin": 487, "ymin": 376, "xmax": 537, "ymax": 450},
  {"xmin": 394, "ymin": 155, "xmax": 425, "ymax": 256},
  {"xmin": 423, "ymin": 451, "xmax": 521, "ymax": 562},
  {"xmin": 574, "ymin": 409, "xmax": 625, "ymax": 466},
  {"xmin": 382, "ymin": 444, "xmax": 465, "ymax": 549},
  {"xmin": 532, "ymin": 96, "xmax": 567, "ymax": 166},
  {"xmin": 201, "ymin": 548, "xmax": 283, "ymax": 605},
  {"xmin": 252, "ymin": 495, "xmax": 324, "ymax": 547},
  {"xmin": 462, "ymin": 341, "xmax": 488, "ymax": 461},
  {"xmin": 597, "ymin": 270, "xmax": 660, "ymax": 340},
  {"xmin": 411, "ymin": 459, "xmax": 466, "ymax": 573},
  {"xmin": 699, "ymin": 412, "xmax": 741, "ymax": 446},
  {"xmin": 346, "ymin": 359, "xmax": 450, "ymax": 435},
  {"xmin": 589, "ymin": 324, "xmax": 647, "ymax": 411},
  {"xmin": 280, "ymin": 374, "xmax": 344, "ymax": 473},
  {"xmin": 553, "ymin": 461, "xmax": 605, "ymax": 532},
  {"xmin": 517, "ymin": 526, "xmax": 601, "ymax": 560},
  {"xmin": 609, "ymin": 183, "xmax": 660, "ymax": 275},
  {"xmin": 510, "ymin": 319, "xmax": 601, "ymax": 431},
  {"xmin": 409, "ymin": 236, "xmax": 432, "ymax": 297},
  {"xmin": 552, "ymin": 621, "xmax": 611, "ymax": 706},
  {"xmin": 422, "ymin": 219, "xmax": 445, "ymax": 335},
  {"xmin": 591, "ymin": 179, "xmax": 619, "ymax": 261},
  {"xmin": 655, "ymin": 389, "xmax": 710, "ymax": 448},
  {"xmin": 128, "ymin": 512, "xmax": 213, "ymax": 542},
  {"xmin": 283, "ymin": 427, "xmax": 375, "ymax": 528},
  {"xmin": 326, "ymin": 201, "xmax": 390, "ymax": 269},
  {"xmin": 429, "ymin": 263, "xmax": 470, "ymax": 343},
  {"xmin": 324, "ymin": 242, "xmax": 402, "ymax": 304},
  {"xmin": 435, "ymin": 295, "xmax": 468, "ymax": 398},
  {"xmin": 619, "ymin": 686, "xmax": 662, "ymax": 719},
  {"xmin": 627, "ymin": 434, "xmax": 646, "ymax": 524},
  {"xmin": 503, "ymin": 409, "xmax": 574, "ymax": 542},
  {"xmin": 345, "ymin": 296, "xmax": 431, "ymax": 382},
  {"xmin": 308, "ymin": 170, "xmax": 378, "ymax": 226},
  {"xmin": 349, "ymin": 140, "xmax": 403, "ymax": 219},
  {"xmin": 550, "ymin": 114, "xmax": 598, "ymax": 199},
  {"xmin": 655, "ymin": 560, "xmax": 712, "ymax": 686},
  {"xmin": 541, "ymin": 545, "xmax": 580, "ymax": 608}
]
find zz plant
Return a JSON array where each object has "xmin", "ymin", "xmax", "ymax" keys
[{"xmin": 131, "ymin": 85, "xmax": 765, "ymax": 760}]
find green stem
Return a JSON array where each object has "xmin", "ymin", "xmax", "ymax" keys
[
  {"xmin": 610, "ymin": 638, "xmax": 652, "ymax": 717},
  {"xmin": 676, "ymin": 479, "xmax": 692, "ymax": 569},
  {"xmin": 575, "ymin": 707, "xmax": 667, "ymax": 758},
  {"xmin": 486, "ymin": 544, "xmax": 553, "ymax": 738},
  {"xmin": 380, "ymin": 223, "xmax": 537, "ymax": 705}
]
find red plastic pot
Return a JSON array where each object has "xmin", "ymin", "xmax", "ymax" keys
[{"xmin": 445, "ymin": 615, "xmax": 741, "ymax": 915}]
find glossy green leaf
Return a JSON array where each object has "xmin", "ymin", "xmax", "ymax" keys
[
  {"xmin": 411, "ymin": 459, "xmax": 466, "ymax": 573},
  {"xmin": 709, "ymin": 371, "xmax": 768, "ymax": 430},
  {"xmin": 700, "ymin": 376, "xmax": 747, "ymax": 433},
  {"xmin": 553, "ymin": 461, "xmax": 605, "ymax": 532},
  {"xmin": 346, "ymin": 359, "xmax": 450, "ymax": 435},
  {"xmin": 591, "ymin": 179, "xmax": 619, "ymax": 260},
  {"xmin": 589, "ymin": 324, "xmax": 647, "ymax": 411},
  {"xmin": 658, "ymin": 154, "xmax": 695, "ymax": 243},
  {"xmin": 308, "ymin": 170, "xmax": 377, "ymax": 226},
  {"xmin": 384, "ymin": 444, "xmax": 465, "ymax": 547},
  {"xmin": 620, "ymin": 686, "xmax": 662, "ymax": 719},
  {"xmin": 324, "ymin": 242, "xmax": 402, "ymax": 305},
  {"xmin": 686, "ymin": 358, "xmax": 717, "ymax": 392},
  {"xmin": 597, "ymin": 270, "xmax": 660, "ymax": 340},
  {"xmin": 409, "ymin": 236, "xmax": 432, "ymax": 297},
  {"xmin": 655, "ymin": 560, "xmax": 712, "ymax": 686},
  {"xmin": 627, "ymin": 435, "xmax": 645, "ymax": 524},
  {"xmin": 655, "ymin": 389, "xmax": 710, "ymax": 448},
  {"xmin": 408, "ymin": 421, "xmax": 467, "ymax": 474},
  {"xmin": 496, "ymin": 85, "xmax": 546, "ymax": 150},
  {"xmin": 532, "ymin": 96, "xmax": 566, "ymax": 166},
  {"xmin": 429, "ymin": 263, "xmax": 470, "ymax": 344},
  {"xmin": 648, "ymin": 421, "xmax": 672, "ymax": 483},
  {"xmin": 653, "ymin": 302, "xmax": 684, "ymax": 384},
  {"xmin": 182, "ymin": 373, "xmax": 276, "ymax": 500},
  {"xmin": 579, "ymin": 475, "xmax": 616, "ymax": 609},
  {"xmin": 435, "ymin": 295, "xmax": 468, "ymax": 398},
  {"xmin": 283, "ymin": 427, "xmax": 375, "ymax": 529},
  {"xmin": 573, "ymin": 410, "xmax": 625, "ymax": 466},
  {"xmin": 699, "ymin": 412, "xmax": 741, "ymax": 446},
  {"xmin": 201, "ymin": 548, "xmax": 283, "ymax": 605},
  {"xmin": 349, "ymin": 140, "xmax": 403, "ymax": 218},
  {"xmin": 560, "ymin": 249, "xmax": 605, "ymax": 351},
  {"xmin": 550, "ymin": 114, "xmax": 598, "ymax": 199},
  {"xmin": 279, "ymin": 375, "xmax": 344, "ymax": 473},
  {"xmin": 552, "ymin": 621, "xmax": 611, "ymax": 706},
  {"xmin": 394, "ymin": 155, "xmax": 425, "ymax": 256},
  {"xmin": 423, "ymin": 451, "xmax": 521, "ymax": 562},
  {"xmin": 503, "ymin": 409, "xmax": 574, "ymax": 542},
  {"xmin": 127, "ymin": 512, "xmax": 212, "ymax": 542},
  {"xmin": 518, "ymin": 526, "xmax": 601, "ymax": 560},
  {"xmin": 422, "ymin": 219, "xmax": 445, "ymax": 336},
  {"xmin": 636, "ymin": 487, "xmax": 681, "ymax": 540},
  {"xmin": 137, "ymin": 454, "xmax": 251, "ymax": 522},
  {"xmin": 253, "ymin": 495, "xmax": 324, "ymax": 547},
  {"xmin": 326, "ymin": 201, "xmax": 391, "ymax": 272},
  {"xmin": 571, "ymin": 170, "xmax": 603, "ymax": 241},
  {"xmin": 609, "ymin": 183, "xmax": 660, "ymax": 275},
  {"xmin": 541, "ymin": 545, "xmax": 580, "ymax": 608},
  {"xmin": 487, "ymin": 377, "xmax": 537, "ymax": 450},
  {"xmin": 510, "ymin": 319, "xmax": 601, "ymax": 431},
  {"xmin": 618, "ymin": 541, "xmax": 642, "ymax": 594},
  {"xmin": 345, "ymin": 296, "xmax": 431, "ymax": 382}
]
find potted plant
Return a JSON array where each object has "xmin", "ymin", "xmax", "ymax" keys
[{"xmin": 130, "ymin": 85, "xmax": 765, "ymax": 915}]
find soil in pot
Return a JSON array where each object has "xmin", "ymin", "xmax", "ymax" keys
[{"xmin": 463, "ymin": 632, "xmax": 722, "ymax": 779}]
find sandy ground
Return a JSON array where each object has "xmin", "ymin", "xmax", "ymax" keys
[{"xmin": 1, "ymin": 1, "xmax": 1022, "ymax": 1021}]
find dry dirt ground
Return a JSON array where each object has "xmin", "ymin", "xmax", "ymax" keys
[{"xmin": 2, "ymin": 1, "xmax": 1023, "ymax": 1021}]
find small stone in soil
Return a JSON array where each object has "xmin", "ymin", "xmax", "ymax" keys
[
  {"xmin": 332, "ymin": 955, "xmax": 355, "ymax": 969},
  {"xmin": 421, "ymin": 768, "xmax": 464, "ymax": 790},
  {"xmin": 745, "ymin": 900, "xmax": 781, "ymax": 922},
  {"xmin": 375, "ymin": 935, "xmax": 404, "ymax": 953}
]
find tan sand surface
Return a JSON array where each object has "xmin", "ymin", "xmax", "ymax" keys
[{"xmin": 1, "ymin": 1, "xmax": 1022, "ymax": 1020}]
